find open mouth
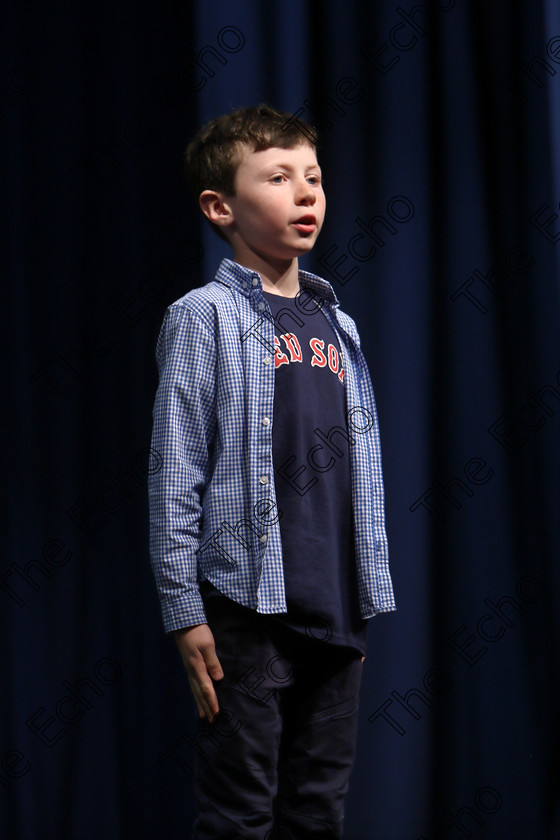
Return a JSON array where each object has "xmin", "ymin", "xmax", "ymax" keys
[{"xmin": 292, "ymin": 215, "xmax": 316, "ymax": 234}]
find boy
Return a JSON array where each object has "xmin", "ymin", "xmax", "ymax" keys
[{"xmin": 148, "ymin": 104, "xmax": 396, "ymax": 839}]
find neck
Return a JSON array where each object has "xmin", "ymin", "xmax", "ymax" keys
[{"xmin": 231, "ymin": 247, "xmax": 300, "ymax": 297}]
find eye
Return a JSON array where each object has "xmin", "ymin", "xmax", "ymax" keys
[
  {"xmin": 271, "ymin": 174, "xmax": 286, "ymax": 183},
  {"xmin": 307, "ymin": 174, "xmax": 322, "ymax": 185}
]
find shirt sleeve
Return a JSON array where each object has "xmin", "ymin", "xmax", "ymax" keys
[{"xmin": 148, "ymin": 302, "xmax": 217, "ymax": 632}]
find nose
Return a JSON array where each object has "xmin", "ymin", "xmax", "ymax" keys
[{"xmin": 295, "ymin": 178, "xmax": 316, "ymax": 205}]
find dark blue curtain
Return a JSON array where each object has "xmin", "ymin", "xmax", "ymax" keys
[{"xmin": 3, "ymin": 1, "xmax": 559, "ymax": 838}]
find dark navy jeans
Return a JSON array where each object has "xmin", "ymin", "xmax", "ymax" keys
[{"xmin": 191, "ymin": 593, "xmax": 364, "ymax": 839}]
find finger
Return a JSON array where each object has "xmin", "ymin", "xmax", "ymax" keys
[
  {"xmin": 205, "ymin": 649, "xmax": 224, "ymax": 681},
  {"xmin": 188, "ymin": 668, "xmax": 220, "ymax": 722},
  {"xmin": 188, "ymin": 673, "xmax": 213, "ymax": 721},
  {"xmin": 199, "ymin": 677, "xmax": 220, "ymax": 721}
]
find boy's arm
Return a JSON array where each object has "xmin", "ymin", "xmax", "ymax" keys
[
  {"xmin": 149, "ymin": 302, "xmax": 215, "ymax": 629},
  {"xmin": 148, "ymin": 302, "xmax": 223, "ymax": 721}
]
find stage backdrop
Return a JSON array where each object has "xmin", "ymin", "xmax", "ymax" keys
[{"xmin": 2, "ymin": 1, "xmax": 559, "ymax": 838}]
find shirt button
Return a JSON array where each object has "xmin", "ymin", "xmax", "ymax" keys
[
  {"xmin": 252, "ymin": 277, "xmax": 259, "ymax": 287},
  {"xmin": 260, "ymin": 534, "xmax": 267, "ymax": 544},
  {"xmin": 242, "ymin": 281, "xmax": 248, "ymax": 289},
  {"xmin": 258, "ymin": 301, "xmax": 266, "ymax": 311},
  {"xmin": 259, "ymin": 475, "xmax": 269, "ymax": 485},
  {"xmin": 262, "ymin": 416, "xmax": 270, "ymax": 426},
  {"xmin": 263, "ymin": 356, "xmax": 272, "ymax": 365}
]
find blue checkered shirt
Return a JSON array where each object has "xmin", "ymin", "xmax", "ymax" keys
[{"xmin": 148, "ymin": 258, "xmax": 396, "ymax": 632}]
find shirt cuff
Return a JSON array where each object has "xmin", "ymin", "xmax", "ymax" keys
[{"xmin": 160, "ymin": 589, "xmax": 208, "ymax": 633}]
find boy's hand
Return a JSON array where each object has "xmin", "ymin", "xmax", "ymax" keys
[{"xmin": 173, "ymin": 623, "xmax": 224, "ymax": 723}]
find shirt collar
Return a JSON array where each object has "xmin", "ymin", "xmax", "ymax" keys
[{"xmin": 215, "ymin": 258, "xmax": 341, "ymax": 309}]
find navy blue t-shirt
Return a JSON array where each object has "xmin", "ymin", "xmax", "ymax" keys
[{"xmin": 201, "ymin": 286, "xmax": 367, "ymax": 655}]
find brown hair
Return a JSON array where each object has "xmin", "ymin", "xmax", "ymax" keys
[{"xmin": 184, "ymin": 104, "xmax": 318, "ymax": 241}]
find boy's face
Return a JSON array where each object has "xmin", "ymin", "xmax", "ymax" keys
[{"xmin": 223, "ymin": 143, "xmax": 326, "ymax": 264}]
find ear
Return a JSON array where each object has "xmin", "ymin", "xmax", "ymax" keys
[{"xmin": 199, "ymin": 190, "xmax": 234, "ymax": 233}]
